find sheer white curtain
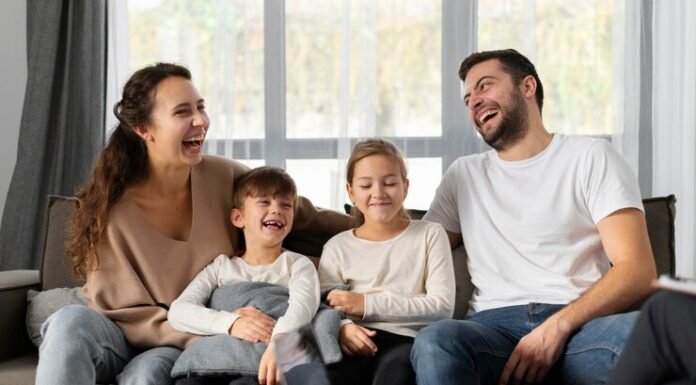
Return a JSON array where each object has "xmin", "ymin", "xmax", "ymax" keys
[
  {"xmin": 652, "ymin": 0, "xmax": 696, "ymax": 277},
  {"xmin": 619, "ymin": 0, "xmax": 696, "ymax": 277},
  {"xmin": 119, "ymin": 0, "xmax": 473, "ymax": 212},
  {"xmin": 105, "ymin": 0, "xmax": 129, "ymax": 135},
  {"xmin": 613, "ymin": 0, "xmax": 641, "ymax": 181}
]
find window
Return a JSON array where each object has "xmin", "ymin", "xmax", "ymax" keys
[
  {"xmin": 124, "ymin": 0, "xmax": 622, "ymax": 210},
  {"xmin": 478, "ymin": 0, "xmax": 623, "ymax": 135}
]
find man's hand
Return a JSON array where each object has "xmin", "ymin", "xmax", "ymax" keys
[
  {"xmin": 259, "ymin": 345, "xmax": 281, "ymax": 385},
  {"xmin": 229, "ymin": 306, "xmax": 275, "ymax": 343},
  {"xmin": 339, "ymin": 323, "xmax": 378, "ymax": 357},
  {"xmin": 498, "ymin": 317, "xmax": 571, "ymax": 384},
  {"xmin": 327, "ymin": 289, "xmax": 365, "ymax": 318}
]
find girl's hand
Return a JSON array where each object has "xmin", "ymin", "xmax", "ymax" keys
[
  {"xmin": 327, "ymin": 289, "xmax": 365, "ymax": 318},
  {"xmin": 339, "ymin": 323, "xmax": 377, "ymax": 357},
  {"xmin": 259, "ymin": 345, "xmax": 282, "ymax": 385},
  {"xmin": 229, "ymin": 306, "xmax": 275, "ymax": 343}
]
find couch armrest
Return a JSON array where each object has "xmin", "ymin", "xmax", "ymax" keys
[{"xmin": 0, "ymin": 270, "xmax": 40, "ymax": 361}]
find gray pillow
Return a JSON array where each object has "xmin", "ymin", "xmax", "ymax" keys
[
  {"xmin": 26, "ymin": 286, "xmax": 86, "ymax": 346},
  {"xmin": 171, "ymin": 282, "xmax": 342, "ymax": 378}
]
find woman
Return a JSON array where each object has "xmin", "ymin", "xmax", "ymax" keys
[{"xmin": 36, "ymin": 63, "xmax": 348, "ymax": 385}]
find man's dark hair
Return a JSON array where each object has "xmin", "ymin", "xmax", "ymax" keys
[{"xmin": 459, "ymin": 49, "xmax": 544, "ymax": 113}]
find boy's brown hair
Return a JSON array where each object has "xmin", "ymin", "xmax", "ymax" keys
[{"xmin": 232, "ymin": 166, "xmax": 298, "ymax": 210}]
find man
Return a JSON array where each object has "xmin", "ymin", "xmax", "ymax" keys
[{"xmin": 411, "ymin": 49, "xmax": 656, "ymax": 385}]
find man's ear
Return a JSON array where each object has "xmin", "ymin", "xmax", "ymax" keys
[
  {"xmin": 231, "ymin": 208, "xmax": 244, "ymax": 229},
  {"xmin": 521, "ymin": 75, "xmax": 537, "ymax": 99}
]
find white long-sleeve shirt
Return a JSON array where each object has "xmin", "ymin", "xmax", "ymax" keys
[
  {"xmin": 168, "ymin": 251, "xmax": 320, "ymax": 337},
  {"xmin": 318, "ymin": 220, "xmax": 455, "ymax": 337}
]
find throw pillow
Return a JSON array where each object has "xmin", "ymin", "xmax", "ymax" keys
[
  {"xmin": 170, "ymin": 282, "xmax": 342, "ymax": 378},
  {"xmin": 26, "ymin": 286, "xmax": 86, "ymax": 346}
]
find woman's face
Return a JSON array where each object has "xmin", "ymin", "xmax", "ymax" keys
[{"xmin": 139, "ymin": 76, "xmax": 209, "ymax": 167}]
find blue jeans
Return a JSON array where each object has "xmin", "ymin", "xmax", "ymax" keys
[
  {"xmin": 411, "ymin": 303, "xmax": 638, "ymax": 385},
  {"xmin": 36, "ymin": 305, "xmax": 181, "ymax": 385}
]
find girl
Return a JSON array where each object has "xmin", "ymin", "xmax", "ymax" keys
[{"xmin": 319, "ymin": 138, "xmax": 456, "ymax": 385}]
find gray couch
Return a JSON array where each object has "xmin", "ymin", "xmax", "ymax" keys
[{"xmin": 0, "ymin": 195, "xmax": 677, "ymax": 385}]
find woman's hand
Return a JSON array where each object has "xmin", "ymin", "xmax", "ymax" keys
[
  {"xmin": 259, "ymin": 345, "xmax": 282, "ymax": 385},
  {"xmin": 327, "ymin": 289, "xmax": 365, "ymax": 318},
  {"xmin": 229, "ymin": 306, "xmax": 275, "ymax": 343},
  {"xmin": 339, "ymin": 323, "xmax": 377, "ymax": 357}
]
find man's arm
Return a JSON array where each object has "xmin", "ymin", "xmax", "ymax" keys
[
  {"xmin": 499, "ymin": 208, "xmax": 657, "ymax": 384},
  {"xmin": 445, "ymin": 230, "xmax": 463, "ymax": 250}
]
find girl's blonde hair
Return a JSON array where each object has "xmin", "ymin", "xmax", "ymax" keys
[{"xmin": 346, "ymin": 138, "xmax": 409, "ymax": 226}]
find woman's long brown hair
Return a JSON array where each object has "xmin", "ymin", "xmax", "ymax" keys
[{"xmin": 67, "ymin": 63, "xmax": 192, "ymax": 280}]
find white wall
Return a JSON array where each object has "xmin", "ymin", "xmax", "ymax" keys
[{"xmin": 0, "ymin": 0, "xmax": 27, "ymax": 225}]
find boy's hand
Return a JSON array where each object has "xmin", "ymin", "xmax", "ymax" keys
[
  {"xmin": 327, "ymin": 289, "xmax": 365, "ymax": 318},
  {"xmin": 339, "ymin": 323, "xmax": 377, "ymax": 357},
  {"xmin": 259, "ymin": 345, "xmax": 281, "ymax": 385},
  {"xmin": 229, "ymin": 306, "xmax": 275, "ymax": 343}
]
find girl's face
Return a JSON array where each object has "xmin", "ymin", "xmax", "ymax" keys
[
  {"xmin": 137, "ymin": 76, "xmax": 209, "ymax": 167},
  {"xmin": 347, "ymin": 154, "xmax": 409, "ymax": 227}
]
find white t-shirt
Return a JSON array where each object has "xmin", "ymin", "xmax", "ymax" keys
[
  {"xmin": 318, "ymin": 220, "xmax": 456, "ymax": 337},
  {"xmin": 168, "ymin": 251, "xmax": 320, "ymax": 337},
  {"xmin": 424, "ymin": 134, "xmax": 642, "ymax": 313}
]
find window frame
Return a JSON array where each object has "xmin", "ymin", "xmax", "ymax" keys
[{"xmin": 197, "ymin": 0, "xmax": 482, "ymax": 175}]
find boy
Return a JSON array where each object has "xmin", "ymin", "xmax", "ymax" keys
[{"xmin": 168, "ymin": 166, "xmax": 321, "ymax": 385}]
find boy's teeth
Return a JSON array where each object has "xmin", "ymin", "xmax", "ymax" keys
[{"xmin": 263, "ymin": 221, "xmax": 283, "ymax": 228}]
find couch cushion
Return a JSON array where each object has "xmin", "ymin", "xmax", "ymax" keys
[
  {"xmin": 40, "ymin": 195, "xmax": 81, "ymax": 290},
  {"xmin": 26, "ymin": 287, "xmax": 86, "ymax": 346},
  {"xmin": 643, "ymin": 195, "xmax": 676, "ymax": 276},
  {"xmin": 0, "ymin": 352, "xmax": 37, "ymax": 385}
]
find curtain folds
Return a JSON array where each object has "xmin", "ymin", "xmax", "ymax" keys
[
  {"xmin": 651, "ymin": 0, "xmax": 696, "ymax": 277},
  {"xmin": 0, "ymin": 0, "xmax": 106, "ymax": 270},
  {"xmin": 613, "ymin": 0, "xmax": 653, "ymax": 197}
]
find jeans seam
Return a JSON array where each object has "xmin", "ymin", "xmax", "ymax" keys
[
  {"xmin": 473, "ymin": 348, "xmax": 511, "ymax": 359},
  {"xmin": 95, "ymin": 342, "xmax": 130, "ymax": 370},
  {"xmin": 565, "ymin": 342, "xmax": 622, "ymax": 356}
]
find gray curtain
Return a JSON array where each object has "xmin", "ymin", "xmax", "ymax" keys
[{"xmin": 0, "ymin": 0, "xmax": 106, "ymax": 270}]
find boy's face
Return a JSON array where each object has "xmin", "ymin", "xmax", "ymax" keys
[{"xmin": 231, "ymin": 194, "xmax": 295, "ymax": 249}]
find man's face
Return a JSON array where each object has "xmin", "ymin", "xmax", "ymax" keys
[{"xmin": 462, "ymin": 59, "xmax": 529, "ymax": 151}]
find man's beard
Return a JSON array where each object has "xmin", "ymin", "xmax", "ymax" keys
[{"xmin": 477, "ymin": 89, "xmax": 529, "ymax": 151}]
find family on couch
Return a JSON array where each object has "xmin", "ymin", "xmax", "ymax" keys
[{"xmin": 35, "ymin": 49, "xmax": 670, "ymax": 385}]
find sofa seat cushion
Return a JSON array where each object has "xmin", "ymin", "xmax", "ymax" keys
[
  {"xmin": 0, "ymin": 352, "xmax": 37, "ymax": 385},
  {"xmin": 26, "ymin": 287, "xmax": 86, "ymax": 346}
]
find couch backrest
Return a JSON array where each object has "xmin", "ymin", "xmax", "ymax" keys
[
  {"xmin": 39, "ymin": 195, "xmax": 678, "ymax": 298},
  {"xmin": 642, "ymin": 195, "xmax": 676, "ymax": 276},
  {"xmin": 41, "ymin": 196, "xmax": 81, "ymax": 290}
]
